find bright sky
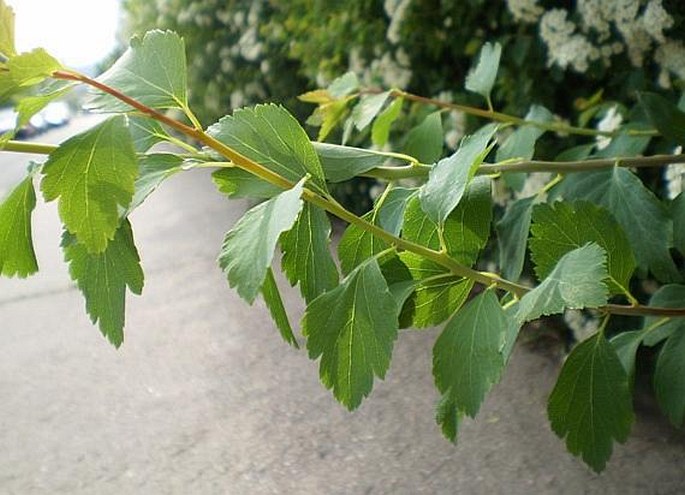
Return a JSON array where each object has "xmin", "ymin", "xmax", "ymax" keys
[{"xmin": 7, "ymin": 0, "xmax": 121, "ymax": 67}]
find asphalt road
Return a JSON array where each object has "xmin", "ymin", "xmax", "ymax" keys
[{"xmin": 0, "ymin": 116, "xmax": 684, "ymax": 494}]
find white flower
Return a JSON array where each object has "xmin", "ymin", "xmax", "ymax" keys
[
  {"xmin": 642, "ymin": 0, "xmax": 674, "ymax": 43},
  {"xmin": 385, "ymin": 0, "xmax": 412, "ymax": 44},
  {"xmin": 655, "ymin": 40, "xmax": 685, "ymax": 88},
  {"xmin": 665, "ymin": 146, "xmax": 684, "ymax": 199},
  {"xmin": 506, "ymin": 0, "xmax": 544, "ymax": 24},
  {"xmin": 595, "ymin": 106, "xmax": 623, "ymax": 150}
]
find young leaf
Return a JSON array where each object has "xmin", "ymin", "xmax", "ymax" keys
[
  {"xmin": 496, "ymin": 105, "xmax": 552, "ymax": 162},
  {"xmin": 548, "ymin": 332, "xmax": 634, "ymax": 473},
  {"xmin": 8, "ymin": 48, "xmax": 61, "ymax": 87},
  {"xmin": 313, "ymin": 142, "xmax": 386, "ymax": 183},
  {"xmin": 419, "ymin": 123, "xmax": 497, "ymax": 225},
  {"xmin": 302, "ymin": 258, "xmax": 399, "ymax": 410},
  {"xmin": 62, "ymin": 220, "xmax": 144, "ymax": 348},
  {"xmin": 351, "ymin": 91, "xmax": 390, "ymax": 131},
  {"xmin": 465, "ymin": 42, "xmax": 502, "ymax": 107},
  {"xmin": 398, "ymin": 252, "xmax": 474, "ymax": 328},
  {"xmin": 261, "ymin": 267, "xmax": 298, "ymax": 348},
  {"xmin": 129, "ymin": 153, "xmax": 184, "ymax": 212},
  {"xmin": 436, "ymin": 395, "xmax": 463, "ymax": 443},
  {"xmin": 433, "ymin": 290, "xmax": 519, "ymax": 417},
  {"xmin": 207, "ymin": 104, "xmax": 327, "ymax": 192},
  {"xmin": 639, "ymin": 92, "xmax": 685, "ymax": 145},
  {"xmin": 0, "ymin": 174, "xmax": 38, "ymax": 277},
  {"xmin": 559, "ymin": 167, "xmax": 680, "ymax": 283},
  {"xmin": 403, "ymin": 111, "xmax": 443, "ymax": 164},
  {"xmin": 405, "ymin": 177, "xmax": 492, "ymax": 265},
  {"xmin": 212, "ymin": 168, "xmax": 282, "ymax": 200},
  {"xmin": 219, "ymin": 180, "xmax": 304, "ymax": 304},
  {"xmin": 496, "ymin": 196, "xmax": 535, "ymax": 281},
  {"xmin": 327, "ymin": 72, "xmax": 359, "ymax": 98},
  {"xmin": 88, "ymin": 30, "xmax": 188, "ymax": 112},
  {"xmin": 372, "ymin": 97, "xmax": 403, "ymax": 147},
  {"xmin": 529, "ymin": 201, "xmax": 636, "ymax": 295},
  {"xmin": 641, "ymin": 285, "xmax": 685, "ymax": 346},
  {"xmin": 0, "ymin": 0, "xmax": 16, "ymax": 58},
  {"xmin": 280, "ymin": 203, "xmax": 339, "ymax": 303},
  {"xmin": 41, "ymin": 116, "xmax": 138, "ymax": 253},
  {"xmin": 654, "ymin": 329, "xmax": 685, "ymax": 427},
  {"xmin": 516, "ymin": 243, "xmax": 609, "ymax": 323}
]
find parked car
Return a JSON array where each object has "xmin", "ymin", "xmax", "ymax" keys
[{"xmin": 0, "ymin": 101, "xmax": 72, "ymax": 139}]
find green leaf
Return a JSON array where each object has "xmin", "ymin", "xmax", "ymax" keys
[
  {"xmin": 88, "ymin": 30, "xmax": 187, "ymax": 112},
  {"xmin": 433, "ymin": 290, "xmax": 519, "ymax": 417},
  {"xmin": 642, "ymin": 285, "xmax": 685, "ymax": 346},
  {"xmin": 62, "ymin": 219, "xmax": 144, "ymax": 348},
  {"xmin": 403, "ymin": 111, "xmax": 443, "ymax": 164},
  {"xmin": 397, "ymin": 252, "xmax": 474, "ymax": 329},
  {"xmin": 654, "ymin": 329, "xmax": 685, "ymax": 427},
  {"xmin": 548, "ymin": 332, "xmax": 634, "ymax": 473},
  {"xmin": 211, "ymin": 167, "xmax": 282, "ymax": 200},
  {"xmin": 261, "ymin": 267, "xmax": 298, "ymax": 348},
  {"xmin": 0, "ymin": 0, "xmax": 16, "ymax": 57},
  {"xmin": 127, "ymin": 116, "xmax": 169, "ymax": 152},
  {"xmin": 496, "ymin": 196, "xmax": 535, "ymax": 281},
  {"xmin": 559, "ymin": 167, "xmax": 680, "ymax": 282},
  {"xmin": 529, "ymin": 201, "xmax": 636, "ymax": 295},
  {"xmin": 372, "ymin": 97, "xmax": 403, "ymax": 147},
  {"xmin": 419, "ymin": 123, "xmax": 497, "ymax": 225},
  {"xmin": 405, "ymin": 177, "xmax": 492, "ymax": 265},
  {"xmin": 129, "ymin": 153, "xmax": 184, "ymax": 212},
  {"xmin": 337, "ymin": 185, "xmax": 415, "ymax": 275},
  {"xmin": 207, "ymin": 104, "xmax": 327, "ymax": 192},
  {"xmin": 496, "ymin": 105, "xmax": 552, "ymax": 162},
  {"xmin": 8, "ymin": 48, "xmax": 61, "ymax": 87},
  {"xmin": 0, "ymin": 174, "xmax": 38, "ymax": 277},
  {"xmin": 41, "ymin": 116, "xmax": 138, "ymax": 253},
  {"xmin": 337, "ymin": 211, "xmax": 388, "ymax": 275},
  {"xmin": 639, "ymin": 92, "xmax": 685, "ymax": 145},
  {"xmin": 517, "ymin": 243, "xmax": 609, "ymax": 323},
  {"xmin": 351, "ymin": 91, "xmax": 390, "ymax": 131},
  {"xmin": 313, "ymin": 142, "xmax": 386, "ymax": 183},
  {"xmin": 610, "ymin": 330, "xmax": 643, "ymax": 387},
  {"xmin": 327, "ymin": 72, "xmax": 359, "ymax": 98},
  {"xmin": 672, "ymin": 193, "xmax": 685, "ymax": 256},
  {"xmin": 302, "ymin": 258, "xmax": 399, "ymax": 410},
  {"xmin": 376, "ymin": 186, "xmax": 416, "ymax": 236},
  {"xmin": 280, "ymin": 203, "xmax": 339, "ymax": 303},
  {"xmin": 218, "ymin": 180, "xmax": 304, "ymax": 304},
  {"xmin": 465, "ymin": 42, "xmax": 502, "ymax": 107},
  {"xmin": 435, "ymin": 395, "xmax": 463, "ymax": 443}
]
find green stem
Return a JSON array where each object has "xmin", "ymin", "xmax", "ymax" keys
[
  {"xmin": 2, "ymin": 140, "xmax": 58, "ymax": 154},
  {"xmin": 388, "ymin": 89, "xmax": 658, "ymax": 138},
  {"xmin": 363, "ymin": 153, "xmax": 685, "ymax": 180}
]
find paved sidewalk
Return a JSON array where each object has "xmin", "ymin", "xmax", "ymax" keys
[{"xmin": 0, "ymin": 119, "xmax": 684, "ymax": 494}]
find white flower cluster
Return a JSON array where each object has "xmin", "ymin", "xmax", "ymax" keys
[
  {"xmin": 348, "ymin": 47, "xmax": 413, "ymax": 90},
  {"xmin": 506, "ymin": 0, "xmax": 544, "ymax": 24},
  {"xmin": 563, "ymin": 309, "xmax": 599, "ymax": 342},
  {"xmin": 384, "ymin": 0, "xmax": 412, "ymax": 44},
  {"xmin": 665, "ymin": 146, "xmax": 684, "ymax": 200},
  {"xmin": 511, "ymin": 0, "xmax": 683, "ymax": 87}
]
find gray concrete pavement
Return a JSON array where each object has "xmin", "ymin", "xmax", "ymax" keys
[{"xmin": 1, "ymin": 118, "xmax": 684, "ymax": 494}]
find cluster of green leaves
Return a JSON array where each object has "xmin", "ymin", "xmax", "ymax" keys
[{"xmin": 2, "ymin": 2, "xmax": 685, "ymax": 473}]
